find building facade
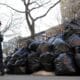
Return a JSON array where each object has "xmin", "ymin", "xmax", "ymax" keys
[{"xmin": 61, "ymin": 0, "xmax": 80, "ymax": 22}]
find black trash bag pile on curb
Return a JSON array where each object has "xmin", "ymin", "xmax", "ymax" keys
[
  {"xmin": 4, "ymin": 47, "xmax": 30, "ymax": 74},
  {"xmin": 4, "ymin": 19, "xmax": 80, "ymax": 76}
]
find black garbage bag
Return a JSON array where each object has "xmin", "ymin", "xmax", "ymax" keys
[
  {"xmin": 15, "ymin": 57, "xmax": 27, "ymax": 66},
  {"xmin": 6, "ymin": 65, "xmax": 27, "ymax": 74},
  {"xmin": 40, "ymin": 52, "xmax": 54, "ymax": 71},
  {"xmin": 6, "ymin": 56, "xmax": 29, "ymax": 74},
  {"xmin": 6, "ymin": 58, "xmax": 28, "ymax": 74},
  {"xmin": 6, "ymin": 48, "xmax": 30, "ymax": 74},
  {"xmin": 29, "ymin": 40, "xmax": 47, "ymax": 52},
  {"xmin": 52, "ymin": 38, "xmax": 70, "ymax": 53},
  {"xmin": 66, "ymin": 34, "xmax": 80, "ymax": 47},
  {"xmin": 27, "ymin": 52, "xmax": 41, "ymax": 73},
  {"xmin": 54, "ymin": 53, "xmax": 76, "ymax": 75},
  {"xmin": 4, "ymin": 53, "xmax": 13, "ymax": 67},
  {"xmin": 47, "ymin": 36, "xmax": 55, "ymax": 44},
  {"xmin": 48, "ymin": 35, "xmax": 64, "ymax": 51},
  {"xmin": 74, "ymin": 46, "xmax": 80, "ymax": 74},
  {"xmin": 7, "ymin": 47, "xmax": 29, "ymax": 66},
  {"xmin": 14, "ymin": 50, "xmax": 30, "ymax": 67},
  {"xmin": 29, "ymin": 40, "xmax": 41, "ymax": 52},
  {"xmin": 13, "ymin": 48, "xmax": 29, "ymax": 57}
]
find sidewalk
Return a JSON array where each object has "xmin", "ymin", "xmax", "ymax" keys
[{"xmin": 0, "ymin": 75, "xmax": 80, "ymax": 80}]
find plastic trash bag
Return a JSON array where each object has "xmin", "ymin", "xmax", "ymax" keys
[
  {"xmin": 54, "ymin": 53, "xmax": 76, "ymax": 75},
  {"xmin": 27, "ymin": 52, "xmax": 41, "ymax": 73},
  {"xmin": 40, "ymin": 52, "xmax": 54, "ymax": 71}
]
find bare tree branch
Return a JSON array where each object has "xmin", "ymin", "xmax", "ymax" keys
[
  {"xmin": 2, "ymin": 14, "xmax": 14, "ymax": 34},
  {"xmin": 22, "ymin": 0, "xmax": 27, "ymax": 6},
  {"xmin": 2, "ymin": 12, "xmax": 24, "ymax": 34},
  {"xmin": 0, "ymin": 0, "xmax": 61, "ymax": 38},
  {"xmin": 29, "ymin": 12, "xmax": 34, "ymax": 20},
  {"xmin": 34, "ymin": 0, "xmax": 61, "ymax": 21},
  {"xmin": 28, "ymin": 0, "xmax": 30, "ymax": 4},
  {"xmin": 29, "ymin": 1, "xmax": 40, "ymax": 6},
  {"xmin": 22, "ymin": 0, "xmax": 30, "ymax": 6},
  {"xmin": 30, "ymin": 0, "xmax": 50, "ymax": 12},
  {"xmin": 0, "ymin": 3, "xmax": 25, "ymax": 13}
]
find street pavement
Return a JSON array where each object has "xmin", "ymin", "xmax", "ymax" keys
[{"xmin": 0, "ymin": 75, "xmax": 80, "ymax": 80}]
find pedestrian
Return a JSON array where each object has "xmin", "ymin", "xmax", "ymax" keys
[{"xmin": 0, "ymin": 21, "xmax": 4, "ymax": 75}]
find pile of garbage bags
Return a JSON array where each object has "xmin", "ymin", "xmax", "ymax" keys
[{"xmin": 4, "ymin": 19, "xmax": 80, "ymax": 75}]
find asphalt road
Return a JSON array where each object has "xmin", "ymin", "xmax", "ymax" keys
[{"xmin": 0, "ymin": 75, "xmax": 80, "ymax": 80}]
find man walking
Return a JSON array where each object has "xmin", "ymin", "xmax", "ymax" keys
[{"xmin": 0, "ymin": 21, "xmax": 4, "ymax": 75}]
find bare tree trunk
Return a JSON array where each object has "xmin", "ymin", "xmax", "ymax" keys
[
  {"xmin": 25, "ymin": 11, "xmax": 35, "ymax": 39},
  {"xmin": 31, "ymin": 22, "xmax": 35, "ymax": 39}
]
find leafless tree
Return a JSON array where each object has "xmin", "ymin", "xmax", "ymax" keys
[
  {"xmin": 0, "ymin": 11, "xmax": 24, "ymax": 37},
  {"xmin": 0, "ymin": 0, "xmax": 61, "ymax": 39}
]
